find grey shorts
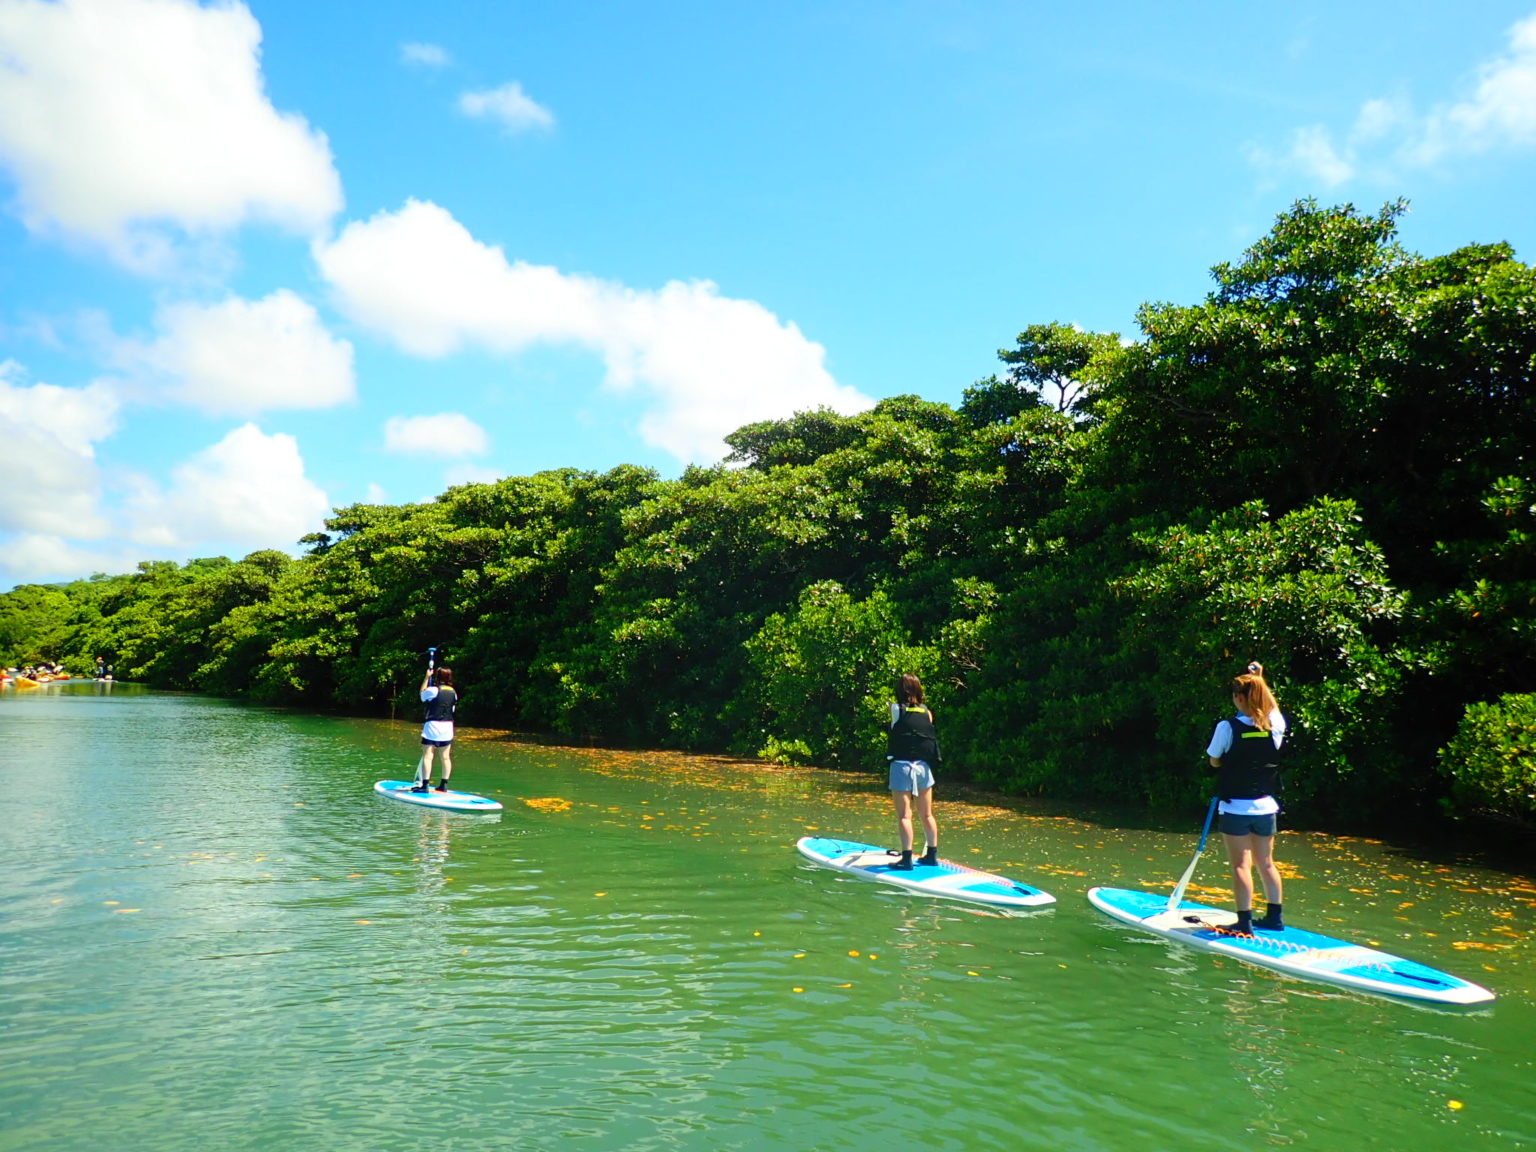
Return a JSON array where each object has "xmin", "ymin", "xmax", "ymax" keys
[
  {"xmin": 888, "ymin": 759, "xmax": 935, "ymax": 794},
  {"xmin": 1219, "ymin": 812, "xmax": 1277, "ymax": 837}
]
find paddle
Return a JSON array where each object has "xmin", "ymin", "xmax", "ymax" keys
[
  {"xmin": 1166, "ymin": 796, "xmax": 1219, "ymax": 912},
  {"xmin": 411, "ymin": 648, "xmax": 438, "ymax": 788}
]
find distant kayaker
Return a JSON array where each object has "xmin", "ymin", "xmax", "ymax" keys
[
  {"xmin": 1207, "ymin": 661, "xmax": 1289, "ymax": 934},
  {"xmin": 412, "ymin": 659, "xmax": 459, "ymax": 794},
  {"xmin": 886, "ymin": 673, "xmax": 941, "ymax": 870}
]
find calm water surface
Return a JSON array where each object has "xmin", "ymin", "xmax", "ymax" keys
[{"xmin": 1, "ymin": 685, "xmax": 1532, "ymax": 1151}]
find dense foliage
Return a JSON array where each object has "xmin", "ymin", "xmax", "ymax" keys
[{"xmin": 6, "ymin": 200, "xmax": 1534, "ymax": 828}]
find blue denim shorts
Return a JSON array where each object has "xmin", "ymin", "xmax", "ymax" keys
[
  {"xmin": 1219, "ymin": 812, "xmax": 1277, "ymax": 837},
  {"xmin": 888, "ymin": 759, "xmax": 935, "ymax": 793}
]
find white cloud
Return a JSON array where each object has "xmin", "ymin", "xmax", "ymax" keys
[
  {"xmin": 443, "ymin": 464, "xmax": 504, "ymax": 487},
  {"xmin": 383, "ymin": 412, "xmax": 490, "ymax": 457},
  {"xmin": 364, "ymin": 482, "xmax": 390, "ymax": 504},
  {"xmin": 1280, "ymin": 124, "xmax": 1356, "ymax": 188},
  {"xmin": 1, "ymin": 533, "xmax": 147, "ymax": 585},
  {"xmin": 126, "ymin": 423, "xmax": 330, "ymax": 553},
  {"xmin": 134, "ymin": 290, "xmax": 356, "ymax": 415},
  {"xmin": 315, "ymin": 200, "xmax": 599, "ymax": 357},
  {"xmin": 401, "ymin": 41, "xmax": 451, "ymax": 68},
  {"xmin": 458, "ymin": 81, "xmax": 556, "ymax": 134},
  {"xmin": 0, "ymin": 361, "xmax": 118, "ymax": 537},
  {"xmin": 1253, "ymin": 12, "xmax": 1536, "ymax": 185},
  {"xmin": 316, "ymin": 200, "xmax": 873, "ymax": 462},
  {"xmin": 1410, "ymin": 12, "xmax": 1536, "ymax": 163},
  {"xmin": 0, "ymin": 0, "xmax": 342, "ymax": 271}
]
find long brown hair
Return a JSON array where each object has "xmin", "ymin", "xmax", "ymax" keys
[
  {"xmin": 896, "ymin": 673, "xmax": 925, "ymax": 707},
  {"xmin": 1229, "ymin": 661, "xmax": 1278, "ymax": 731},
  {"xmin": 435, "ymin": 666, "xmax": 454, "ymax": 689}
]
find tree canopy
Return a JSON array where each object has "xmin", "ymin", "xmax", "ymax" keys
[{"xmin": 7, "ymin": 200, "xmax": 1533, "ymax": 830}]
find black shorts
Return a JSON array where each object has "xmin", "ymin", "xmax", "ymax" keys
[{"xmin": 420, "ymin": 737, "xmax": 453, "ymax": 748}]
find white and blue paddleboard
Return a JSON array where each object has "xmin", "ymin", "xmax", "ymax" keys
[
  {"xmin": 374, "ymin": 779, "xmax": 503, "ymax": 813},
  {"xmin": 1088, "ymin": 887, "xmax": 1494, "ymax": 1006},
  {"xmin": 796, "ymin": 837, "xmax": 1055, "ymax": 910}
]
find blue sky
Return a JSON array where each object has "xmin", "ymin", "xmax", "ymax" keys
[{"xmin": 3, "ymin": 0, "xmax": 1536, "ymax": 591}]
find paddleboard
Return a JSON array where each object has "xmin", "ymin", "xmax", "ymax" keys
[
  {"xmin": 374, "ymin": 779, "xmax": 503, "ymax": 813},
  {"xmin": 796, "ymin": 836, "xmax": 1055, "ymax": 910},
  {"xmin": 1088, "ymin": 886, "xmax": 1494, "ymax": 1006}
]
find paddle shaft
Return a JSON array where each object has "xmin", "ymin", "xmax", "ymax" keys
[
  {"xmin": 414, "ymin": 648, "xmax": 438, "ymax": 785},
  {"xmin": 1166, "ymin": 797, "xmax": 1219, "ymax": 912}
]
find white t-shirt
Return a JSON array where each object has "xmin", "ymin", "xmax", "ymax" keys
[
  {"xmin": 421, "ymin": 686, "xmax": 455, "ymax": 742},
  {"xmin": 1207, "ymin": 710, "xmax": 1286, "ymax": 816}
]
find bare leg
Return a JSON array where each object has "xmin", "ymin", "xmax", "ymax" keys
[
  {"xmin": 891, "ymin": 790, "xmax": 915, "ymax": 852},
  {"xmin": 1224, "ymin": 833, "xmax": 1255, "ymax": 911},
  {"xmin": 914, "ymin": 787, "xmax": 937, "ymax": 853},
  {"xmin": 1251, "ymin": 833, "xmax": 1283, "ymax": 905},
  {"xmin": 438, "ymin": 745, "xmax": 453, "ymax": 788}
]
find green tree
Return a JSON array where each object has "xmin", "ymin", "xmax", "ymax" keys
[
  {"xmin": 745, "ymin": 581, "xmax": 938, "ymax": 768},
  {"xmin": 0, "ymin": 584, "xmax": 75, "ymax": 664},
  {"xmin": 1114, "ymin": 498, "xmax": 1407, "ymax": 810},
  {"xmin": 1438, "ymin": 693, "xmax": 1536, "ymax": 826},
  {"xmin": 998, "ymin": 321, "xmax": 1123, "ymax": 417}
]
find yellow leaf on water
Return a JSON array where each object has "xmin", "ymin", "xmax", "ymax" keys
[
  {"xmin": 114, "ymin": 908, "xmax": 140, "ymax": 914},
  {"xmin": 792, "ymin": 987, "xmax": 804, "ymax": 993},
  {"xmin": 524, "ymin": 797, "xmax": 572, "ymax": 813},
  {"xmin": 848, "ymin": 950, "xmax": 860, "ymax": 957},
  {"xmin": 1448, "ymin": 1100, "xmax": 1464, "ymax": 1111}
]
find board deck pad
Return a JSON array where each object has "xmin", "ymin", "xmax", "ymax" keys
[
  {"xmin": 1088, "ymin": 886, "xmax": 1494, "ymax": 1006},
  {"xmin": 374, "ymin": 779, "xmax": 503, "ymax": 813},
  {"xmin": 796, "ymin": 836, "xmax": 1054, "ymax": 910}
]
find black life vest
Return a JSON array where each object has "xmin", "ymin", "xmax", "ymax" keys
[
  {"xmin": 1216, "ymin": 716, "xmax": 1284, "ymax": 801},
  {"xmin": 423, "ymin": 686, "xmax": 458, "ymax": 724},
  {"xmin": 888, "ymin": 705, "xmax": 940, "ymax": 764}
]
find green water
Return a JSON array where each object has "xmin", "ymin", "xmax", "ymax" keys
[{"xmin": 2, "ymin": 685, "xmax": 1532, "ymax": 1151}]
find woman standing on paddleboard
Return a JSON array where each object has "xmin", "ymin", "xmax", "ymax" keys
[
  {"xmin": 887, "ymin": 673, "xmax": 941, "ymax": 870},
  {"xmin": 412, "ymin": 661, "xmax": 459, "ymax": 793},
  {"xmin": 1206, "ymin": 662, "xmax": 1288, "ymax": 934}
]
